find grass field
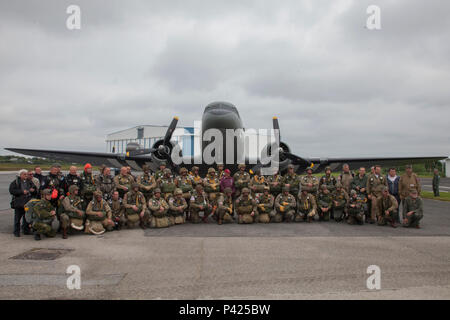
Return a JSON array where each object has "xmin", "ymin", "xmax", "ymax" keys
[{"xmin": 421, "ymin": 191, "xmax": 450, "ymax": 202}]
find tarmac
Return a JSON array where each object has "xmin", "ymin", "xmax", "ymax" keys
[{"xmin": 0, "ymin": 172, "xmax": 449, "ymax": 299}]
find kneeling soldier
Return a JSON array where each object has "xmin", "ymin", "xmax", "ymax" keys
[
  {"xmin": 255, "ymin": 186, "xmax": 274, "ymax": 223},
  {"xmin": 60, "ymin": 185, "xmax": 85, "ymax": 238},
  {"xmin": 317, "ymin": 185, "xmax": 333, "ymax": 221},
  {"xmin": 347, "ymin": 190, "xmax": 364, "ymax": 225},
  {"xmin": 148, "ymin": 188, "xmax": 170, "ymax": 228},
  {"xmin": 189, "ymin": 184, "xmax": 212, "ymax": 223},
  {"xmin": 402, "ymin": 189, "xmax": 424, "ymax": 228},
  {"xmin": 296, "ymin": 189, "xmax": 317, "ymax": 222},
  {"xmin": 377, "ymin": 186, "xmax": 399, "ymax": 228},
  {"xmin": 235, "ymin": 188, "xmax": 257, "ymax": 224},
  {"xmin": 168, "ymin": 188, "xmax": 188, "ymax": 225},
  {"xmin": 217, "ymin": 187, "xmax": 234, "ymax": 225},
  {"xmin": 274, "ymin": 186, "xmax": 296, "ymax": 223},
  {"xmin": 124, "ymin": 183, "xmax": 150, "ymax": 229},
  {"xmin": 32, "ymin": 189, "xmax": 58, "ymax": 240},
  {"xmin": 109, "ymin": 190, "xmax": 126, "ymax": 230},
  {"xmin": 85, "ymin": 191, "xmax": 114, "ymax": 235},
  {"xmin": 333, "ymin": 183, "xmax": 349, "ymax": 222}
]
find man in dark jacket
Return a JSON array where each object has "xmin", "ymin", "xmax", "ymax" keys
[
  {"xmin": 9, "ymin": 169, "xmax": 37, "ymax": 236},
  {"xmin": 386, "ymin": 168, "xmax": 401, "ymax": 222}
]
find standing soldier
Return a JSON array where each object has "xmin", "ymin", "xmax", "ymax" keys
[
  {"xmin": 217, "ymin": 163, "xmax": 225, "ymax": 180},
  {"xmin": 300, "ymin": 167, "xmax": 319, "ymax": 195},
  {"xmin": 402, "ymin": 189, "xmax": 424, "ymax": 228},
  {"xmin": 317, "ymin": 185, "xmax": 333, "ymax": 222},
  {"xmin": 351, "ymin": 167, "xmax": 369, "ymax": 218},
  {"xmin": 319, "ymin": 166, "xmax": 337, "ymax": 194},
  {"xmin": 432, "ymin": 168, "xmax": 440, "ymax": 197},
  {"xmin": 123, "ymin": 183, "xmax": 150, "ymax": 229},
  {"xmin": 367, "ymin": 165, "xmax": 387, "ymax": 224},
  {"xmin": 137, "ymin": 165, "xmax": 156, "ymax": 202},
  {"xmin": 114, "ymin": 167, "xmax": 135, "ymax": 199},
  {"xmin": 189, "ymin": 184, "xmax": 212, "ymax": 223},
  {"xmin": 217, "ymin": 187, "xmax": 234, "ymax": 225},
  {"xmin": 338, "ymin": 164, "xmax": 354, "ymax": 195},
  {"xmin": 154, "ymin": 161, "xmax": 167, "ymax": 181},
  {"xmin": 282, "ymin": 164, "xmax": 301, "ymax": 202},
  {"xmin": 267, "ymin": 168, "xmax": 282, "ymax": 198},
  {"xmin": 96, "ymin": 166, "xmax": 116, "ymax": 202},
  {"xmin": 255, "ymin": 186, "xmax": 274, "ymax": 223},
  {"xmin": 80, "ymin": 163, "xmax": 97, "ymax": 207},
  {"xmin": 273, "ymin": 186, "xmax": 296, "ymax": 223},
  {"xmin": 109, "ymin": 190, "xmax": 126, "ymax": 230},
  {"xmin": 64, "ymin": 166, "xmax": 82, "ymax": 195},
  {"xmin": 31, "ymin": 189, "xmax": 58, "ymax": 241},
  {"xmin": 41, "ymin": 164, "xmax": 65, "ymax": 207},
  {"xmin": 204, "ymin": 167, "xmax": 220, "ymax": 219},
  {"xmin": 233, "ymin": 164, "xmax": 251, "ymax": 198},
  {"xmin": 235, "ymin": 188, "xmax": 257, "ymax": 224},
  {"xmin": 85, "ymin": 191, "xmax": 114, "ymax": 235},
  {"xmin": 249, "ymin": 169, "xmax": 268, "ymax": 197},
  {"xmin": 190, "ymin": 166, "xmax": 204, "ymax": 186},
  {"xmin": 347, "ymin": 190, "xmax": 365, "ymax": 225},
  {"xmin": 148, "ymin": 188, "xmax": 170, "ymax": 228},
  {"xmin": 158, "ymin": 168, "xmax": 176, "ymax": 201},
  {"xmin": 333, "ymin": 183, "xmax": 349, "ymax": 222},
  {"xmin": 376, "ymin": 187, "xmax": 399, "ymax": 228},
  {"xmin": 296, "ymin": 189, "xmax": 317, "ymax": 222},
  {"xmin": 168, "ymin": 188, "xmax": 188, "ymax": 225},
  {"xmin": 60, "ymin": 185, "xmax": 85, "ymax": 239}
]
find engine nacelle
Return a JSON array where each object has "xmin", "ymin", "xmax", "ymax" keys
[
  {"xmin": 261, "ymin": 141, "xmax": 291, "ymax": 171},
  {"xmin": 126, "ymin": 142, "xmax": 141, "ymax": 152}
]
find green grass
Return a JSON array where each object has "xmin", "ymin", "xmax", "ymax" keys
[{"xmin": 421, "ymin": 191, "xmax": 450, "ymax": 202}]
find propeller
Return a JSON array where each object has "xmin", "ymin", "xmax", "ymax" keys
[{"xmin": 164, "ymin": 117, "xmax": 179, "ymax": 145}]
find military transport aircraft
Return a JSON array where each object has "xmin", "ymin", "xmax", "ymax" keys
[{"xmin": 5, "ymin": 101, "xmax": 446, "ymax": 174}]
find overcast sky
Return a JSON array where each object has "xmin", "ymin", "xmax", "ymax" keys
[{"xmin": 1, "ymin": 0, "xmax": 449, "ymax": 158}]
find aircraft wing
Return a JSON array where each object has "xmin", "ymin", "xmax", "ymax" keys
[
  {"xmin": 4, "ymin": 148, "xmax": 158, "ymax": 172},
  {"xmin": 303, "ymin": 155, "xmax": 447, "ymax": 173}
]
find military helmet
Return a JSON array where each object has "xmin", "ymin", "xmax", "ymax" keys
[
  {"xmin": 179, "ymin": 167, "xmax": 188, "ymax": 173},
  {"xmin": 154, "ymin": 188, "xmax": 161, "ymax": 194},
  {"xmin": 192, "ymin": 166, "xmax": 199, "ymax": 171},
  {"xmin": 160, "ymin": 161, "xmax": 167, "ymax": 166},
  {"xmin": 164, "ymin": 168, "xmax": 171, "ymax": 174},
  {"xmin": 336, "ymin": 182, "xmax": 343, "ymax": 188},
  {"xmin": 131, "ymin": 183, "xmax": 140, "ymax": 189},
  {"xmin": 350, "ymin": 190, "xmax": 357, "ymax": 196},
  {"xmin": 242, "ymin": 187, "xmax": 250, "ymax": 194},
  {"xmin": 306, "ymin": 167, "xmax": 313, "ymax": 172},
  {"xmin": 325, "ymin": 166, "xmax": 332, "ymax": 172},
  {"xmin": 238, "ymin": 164, "xmax": 246, "ymax": 169},
  {"xmin": 42, "ymin": 188, "xmax": 52, "ymax": 196},
  {"xmin": 208, "ymin": 167, "xmax": 216, "ymax": 173},
  {"xmin": 174, "ymin": 188, "xmax": 183, "ymax": 195},
  {"xmin": 93, "ymin": 190, "xmax": 102, "ymax": 198},
  {"xmin": 224, "ymin": 187, "xmax": 232, "ymax": 194},
  {"xmin": 68, "ymin": 185, "xmax": 79, "ymax": 194}
]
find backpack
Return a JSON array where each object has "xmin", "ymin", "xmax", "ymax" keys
[{"xmin": 24, "ymin": 199, "xmax": 41, "ymax": 224}]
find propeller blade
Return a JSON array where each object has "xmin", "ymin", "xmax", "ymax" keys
[
  {"xmin": 163, "ymin": 116, "xmax": 179, "ymax": 145},
  {"xmin": 272, "ymin": 116, "xmax": 280, "ymax": 142}
]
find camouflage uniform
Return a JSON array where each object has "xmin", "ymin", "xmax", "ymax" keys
[
  {"xmin": 347, "ymin": 190, "xmax": 365, "ymax": 225},
  {"xmin": 274, "ymin": 187, "xmax": 296, "ymax": 223},
  {"xmin": 217, "ymin": 188, "xmax": 234, "ymax": 224},
  {"xmin": 203, "ymin": 168, "xmax": 221, "ymax": 216},
  {"xmin": 332, "ymin": 184, "xmax": 349, "ymax": 222},
  {"xmin": 319, "ymin": 169, "xmax": 337, "ymax": 194},
  {"xmin": 109, "ymin": 197, "xmax": 126, "ymax": 229},
  {"xmin": 402, "ymin": 194, "xmax": 424, "ymax": 228},
  {"xmin": 96, "ymin": 173, "xmax": 116, "ymax": 201},
  {"xmin": 255, "ymin": 187, "xmax": 274, "ymax": 223},
  {"xmin": 296, "ymin": 191, "xmax": 317, "ymax": 222},
  {"xmin": 317, "ymin": 185, "xmax": 333, "ymax": 221},
  {"xmin": 148, "ymin": 189, "xmax": 170, "ymax": 228},
  {"xmin": 190, "ymin": 166, "xmax": 204, "ymax": 187},
  {"xmin": 432, "ymin": 171, "xmax": 440, "ymax": 197},
  {"xmin": 235, "ymin": 188, "xmax": 257, "ymax": 224},
  {"xmin": 60, "ymin": 185, "xmax": 85, "ymax": 236},
  {"xmin": 175, "ymin": 168, "xmax": 194, "ymax": 200},
  {"xmin": 113, "ymin": 173, "xmax": 134, "ymax": 199},
  {"xmin": 158, "ymin": 168, "xmax": 177, "ymax": 201},
  {"xmin": 123, "ymin": 185, "xmax": 150, "ymax": 228},
  {"xmin": 351, "ymin": 173, "xmax": 369, "ymax": 218},
  {"xmin": 189, "ymin": 187, "xmax": 212, "ymax": 223},
  {"xmin": 32, "ymin": 195, "xmax": 57, "ymax": 237},
  {"xmin": 137, "ymin": 169, "xmax": 156, "ymax": 202},
  {"xmin": 233, "ymin": 164, "xmax": 251, "ymax": 198},
  {"xmin": 367, "ymin": 173, "xmax": 388, "ymax": 222},
  {"xmin": 85, "ymin": 193, "xmax": 114, "ymax": 235},
  {"xmin": 168, "ymin": 189, "xmax": 188, "ymax": 225},
  {"xmin": 376, "ymin": 192, "xmax": 399, "ymax": 227},
  {"xmin": 80, "ymin": 171, "xmax": 96, "ymax": 206},
  {"xmin": 300, "ymin": 170, "xmax": 319, "ymax": 195},
  {"xmin": 282, "ymin": 167, "xmax": 301, "ymax": 200},
  {"xmin": 267, "ymin": 173, "xmax": 282, "ymax": 197},
  {"xmin": 249, "ymin": 173, "xmax": 268, "ymax": 197}
]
